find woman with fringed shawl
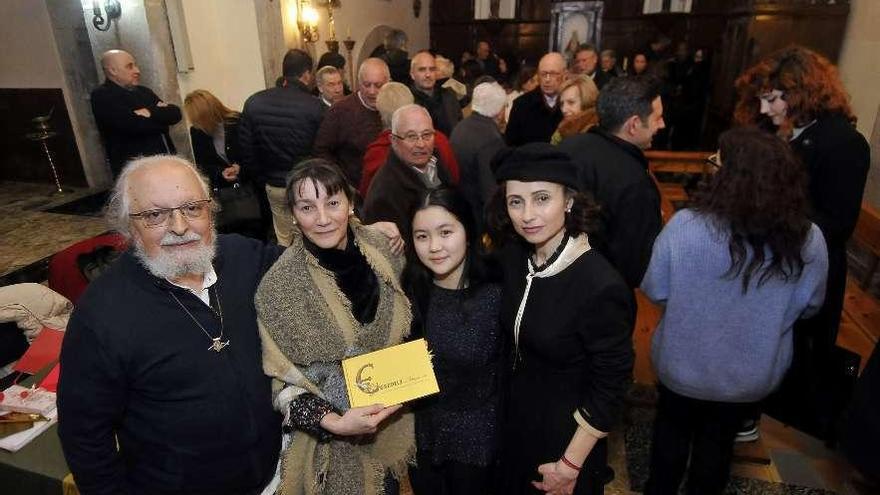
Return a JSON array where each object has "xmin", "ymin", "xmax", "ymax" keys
[{"xmin": 255, "ymin": 158, "xmax": 414, "ymax": 495}]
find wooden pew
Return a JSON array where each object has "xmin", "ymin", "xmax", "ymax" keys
[{"xmin": 841, "ymin": 202, "xmax": 880, "ymax": 352}]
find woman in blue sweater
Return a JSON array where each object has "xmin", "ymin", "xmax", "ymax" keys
[
  {"xmin": 641, "ymin": 127, "xmax": 828, "ymax": 495},
  {"xmin": 404, "ymin": 187, "xmax": 503, "ymax": 495}
]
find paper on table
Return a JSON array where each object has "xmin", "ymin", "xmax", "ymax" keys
[
  {"xmin": 342, "ymin": 339, "xmax": 440, "ymax": 408},
  {"xmin": 0, "ymin": 407, "xmax": 57, "ymax": 452}
]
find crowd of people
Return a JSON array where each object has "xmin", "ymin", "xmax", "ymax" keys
[{"xmin": 56, "ymin": 39, "xmax": 874, "ymax": 495}]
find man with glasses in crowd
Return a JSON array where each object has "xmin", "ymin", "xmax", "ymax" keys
[
  {"xmin": 57, "ymin": 155, "xmax": 283, "ymax": 495},
  {"xmin": 315, "ymin": 58, "xmax": 391, "ymax": 187},
  {"xmin": 505, "ymin": 52, "xmax": 566, "ymax": 146},
  {"xmin": 363, "ymin": 104, "xmax": 453, "ymax": 240}
]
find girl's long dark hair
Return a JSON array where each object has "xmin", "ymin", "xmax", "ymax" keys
[
  {"xmin": 403, "ymin": 187, "xmax": 500, "ymax": 337},
  {"xmin": 693, "ymin": 126, "xmax": 811, "ymax": 293}
]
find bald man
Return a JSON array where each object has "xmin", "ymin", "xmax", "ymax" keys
[
  {"xmin": 90, "ymin": 50, "xmax": 182, "ymax": 177},
  {"xmin": 409, "ymin": 50, "xmax": 463, "ymax": 135},
  {"xmin": 505, "ymin": 52, "xmax": 566, "ymax": 146},
  {"xmin": 314, "ymin": 58, "xmax": 390, "ymax": 186}
]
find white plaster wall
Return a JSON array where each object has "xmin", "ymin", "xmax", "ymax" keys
[
  {"xmin": 838, "ymin": 0, "xmax": 880, "ymax": 138},
  {"xmin": 308, "ymin": 0, "xmax": 431, "ymax": 82},
  {"xmin": 0, "ymin": 0, "xmax": 64, "ymax": 88},
  {"xmin": 838, "ymin": 0, "xmax": 880, "ymax": 207},
  {"xmin": 176, "ymin": 0, "xmax": 266, "ymax": 112}
]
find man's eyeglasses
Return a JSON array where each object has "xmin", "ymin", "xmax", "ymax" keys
[
  {"xmin": 129, "ymin": 199, "xmax": 212, "ymax": 228},
  {"xmin": 538, "ymin": 71, "xmax": 563, "ymax": 79},
  {"xmin": 392, "ymin": 131, "xmax": 436, "ymax": 145}
]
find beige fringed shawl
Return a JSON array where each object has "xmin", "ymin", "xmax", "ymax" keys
[{"xmin": 255, "ymin": 220, "xmax": 414, "ymax": 495}]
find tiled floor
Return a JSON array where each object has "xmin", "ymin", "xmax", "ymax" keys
[{"xmin": 0, "ymin": 181, "xmax": 107, "ymax": 279}]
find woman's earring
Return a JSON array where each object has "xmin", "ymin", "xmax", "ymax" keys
[{"xmin": 349, "ymin": 209, "xmax": 355, "ymax": 216}]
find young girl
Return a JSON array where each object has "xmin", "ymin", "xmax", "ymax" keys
[{"xmin": 405, "ymin": 187, "xmax": 503, "ymax": 495}]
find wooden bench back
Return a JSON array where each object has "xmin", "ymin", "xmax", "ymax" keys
[
  {"xmin": 853, "ymin": 202, "xmax": 880, "ymax": 257},
  {"xmin": 645, "ymin": 150, "xmax": 714, "ymax": 224}
]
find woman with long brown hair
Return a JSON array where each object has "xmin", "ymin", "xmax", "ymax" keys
[
  {"xmin": 641, "ymin": 127, "xmax": 828, "ymax": 495},
  {"xmin": 734, "ymin": 45, "xmax": 870, "ymax": 440}
]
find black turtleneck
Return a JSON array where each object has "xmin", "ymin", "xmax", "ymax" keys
[{"xmin": 303, "ymin": 228, "xmax": 380, "ymax": 324}]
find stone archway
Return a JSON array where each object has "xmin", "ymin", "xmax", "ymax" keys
[{"xmin": 357, "ymin": 24, "xmax": 394, "ymax": 79}]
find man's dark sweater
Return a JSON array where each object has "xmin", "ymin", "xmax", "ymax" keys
[
  {"xmin": 58, "ymin": 235, "xmax": 283, "ymax": 495},
  {"xmin": 90, "ymin": 80, "xmax": 182, "ymax": 176},
  {"xmin": 558, "ymin": 127, "xmax": 662, "ymax": 288},
  {"xmin": 314, "ymin": 92, "xmax": 383, "ymax": 186},
  {"xmin": 362, "ymin": 152, "xmax": 452, "ymax": 241}
]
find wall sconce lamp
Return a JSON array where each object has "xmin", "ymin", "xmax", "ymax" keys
[
  {"xmin": 299, "ymin": 1, "xmax": 320, "ymax": 44},
  {"xmin": 92, "ymin": 0, "xmax": 122, "ymax": 32}
]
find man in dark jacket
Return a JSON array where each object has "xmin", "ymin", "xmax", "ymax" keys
[
  {"xmin": 410, "ymin": 50, "xmax": 463, "ymax": 136},
  {"xmin": 363, "ymin": 104, "xmax": 453, "ymax": 240},
  {"xmin": 558, "ymin": 76, "xmax": 665, "ymax": 288},
  {"xmin": 58, "ymin": 155, "xmax": 282, "ymax": 495},
  {"xmin": 505, "ymin": 52, "xmax": 565, "ymax": 146},
  {"xmin": 572, "ymin": 44, "xmax": 612, "ymax": 90},
  {"xmin": 450, "ymin": 81, "xmax": 507, "ymax": 232},
  {"xmin": 90, "ymin": 50, "xmax": 182, "ymax": 177},
  {"xmin": 239, "ymin": 49, "xmax": 324, "ymax": 246}
]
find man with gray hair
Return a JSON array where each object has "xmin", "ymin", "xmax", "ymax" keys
[
  {"xmin": 90, "ymin": 49, "xmax": 182, "ymax": 177},
  {"xmin": 315, "ymin": 65, "xmax": 345, "ymax": 107},
  {"xmin": 314, "ymin": 57, "xmax": 390, "ymax": 186},
  {"xmin": 57, "ymin": 155, "xmax": 282, "ymax": 495},
  {"xmin": 450, "ymin": 81, "xmax": 507, "ymax": 230},
  {"xmin": 363, "ymin": 104, "xmax": 453, "ymax": 239}
]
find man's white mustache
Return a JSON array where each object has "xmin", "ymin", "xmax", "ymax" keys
[{"xmin": 160, "ymin": 232, "xmax": 202, "ymax": 246}]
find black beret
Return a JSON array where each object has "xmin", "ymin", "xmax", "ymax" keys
[{"xmin": 492, "ymin": 142, "xmax": 581, "ymax": 191}]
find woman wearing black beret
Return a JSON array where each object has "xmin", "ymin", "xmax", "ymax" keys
[{"xmin": 487, "ymin": 143, "xmax": 635, "ymax": 494}]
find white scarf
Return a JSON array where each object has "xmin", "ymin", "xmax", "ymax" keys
[{"xmin": 513, "ymin": 233, "xmax": 591, "ymax": 358}]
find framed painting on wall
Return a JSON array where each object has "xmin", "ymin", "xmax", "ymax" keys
[{"xmin": 550, "ymin": 1, "xmax": 604, "ymax": 61}]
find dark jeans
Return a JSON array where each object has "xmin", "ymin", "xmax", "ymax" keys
[
  {"xmin": 409, "ymin": 451, "xmax": 491, "ymax": 495},
  {"xmin": 644, "ymin": 384, "xmax": 755, "ymax": 495}
]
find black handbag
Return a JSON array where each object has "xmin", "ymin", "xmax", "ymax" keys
[{"xmin": 214, "ymin": 182, "xmax": 262, "ymax": 233}]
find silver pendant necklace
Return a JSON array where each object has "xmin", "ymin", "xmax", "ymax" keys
[{"xmin": 168, "ymin": 285, "xmax": 230, "ymax": 353}]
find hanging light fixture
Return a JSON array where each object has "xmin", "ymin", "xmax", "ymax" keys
[
  {"xmin": 299, "ymin": 1, "xmax": 320, "ymax": 44},
  {"xmin": 92, "ymin": 0, "xmax": 122, "ymax": 32}
]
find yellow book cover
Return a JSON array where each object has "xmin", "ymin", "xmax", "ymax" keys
[{"xmin": 342, "ymin": 338, "xmax": 440, "ymax": 408}]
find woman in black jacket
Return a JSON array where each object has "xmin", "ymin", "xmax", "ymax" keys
[
  {"xmin": 734, "ymin": 45, "xmax": 871, "ymax": 440},
  {"xmin": 185, "ymin": 90, "xmax": 267, "ymax": 239},
  {"xmin": 488, "ymin": 143, "xmax": 635, "ymax": 495},
  {"xmin": 184, "ymin": 89, "xmax": 242, "ymax": 189}
]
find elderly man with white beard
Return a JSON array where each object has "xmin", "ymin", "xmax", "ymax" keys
[{"xmin": 57, "ymin": 155, "xmax": 284, "ymax": 495}]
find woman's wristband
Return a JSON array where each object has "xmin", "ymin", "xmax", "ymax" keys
[{"xmin": 560, "ymin": 454, "xmax": 582, "ymax": 471}]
